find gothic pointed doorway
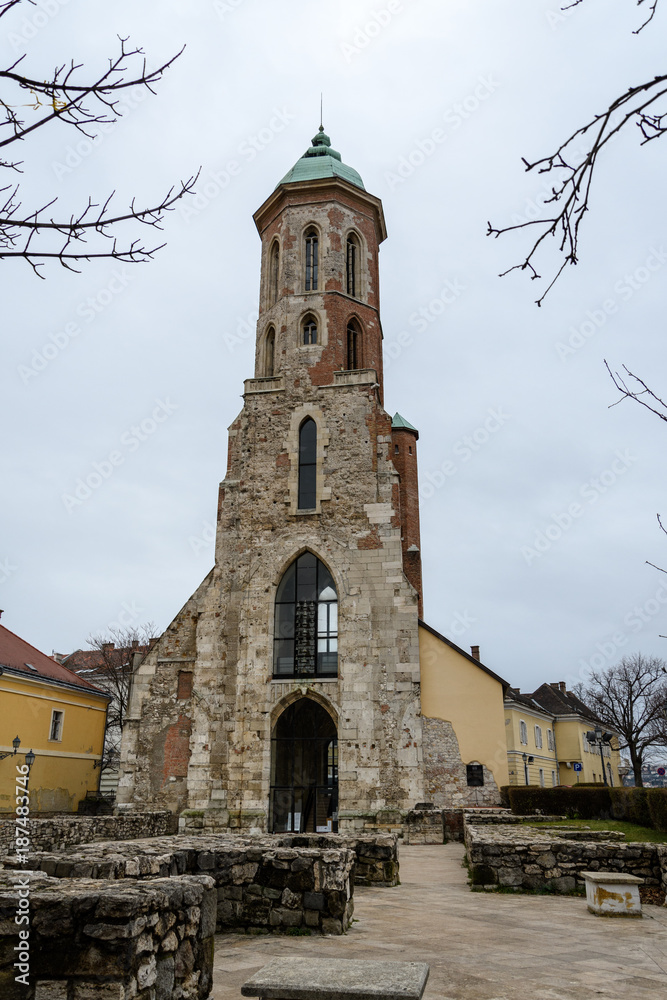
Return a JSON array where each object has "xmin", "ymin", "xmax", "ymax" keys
[{"xmin": 270, "ymin": 698, "xmax": 338, "ymax": 833}]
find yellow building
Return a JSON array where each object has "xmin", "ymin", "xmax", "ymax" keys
[
  {"xmin": 0, "ymin": 622, "xmax": 110, "ymax": 813},
  {"xmin": 419, "ymin": 623, "xmax": 510, "ymax": 806},
  {"xmin": 505, "ymin": 681, "xmax": 622, "ymax": 788}
]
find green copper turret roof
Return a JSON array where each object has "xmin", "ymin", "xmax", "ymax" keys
[
  {"xmin": 277, "ymin": 126, "xmax": 365, "ymax": 190},
  {"xmin": 392, "ymin": 413, "xmax": 419, "ymax": 433}
]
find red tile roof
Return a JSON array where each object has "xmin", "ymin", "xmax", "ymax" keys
[{"xmin": 0, "ymin": 624, "xmax": 109, "ymax": 698}]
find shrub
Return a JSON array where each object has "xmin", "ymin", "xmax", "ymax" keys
[
  {"xmin": 508, "ymin": 785, "xmax": 612, "ymax": 819},
  {"xmin": 499, "ymin": 785, "xmax": 511, "ymax": 808},
  {"xmin": 647, "ymin": 788, "xmax": 667, "ymax": 833}
]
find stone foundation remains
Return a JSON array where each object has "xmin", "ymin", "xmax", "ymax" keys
[
  {"xmin": 0, "ymin": 869, "xmax": 215, "ymax": 1000},
  {"xmin": 0, "ymin": 811, "xmax": 174, "ymax": 855}
]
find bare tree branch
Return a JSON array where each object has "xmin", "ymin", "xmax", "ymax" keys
[
  {"xmin": 489, "ymin": 2, "xmax": 665, "ymax": 304},
  {"xmin": 605, "ymin": 361, "xmax": 667, "ymax": 423},
  {"xmin": 0, "ymin": 2, "xmax": 197, "ymax": 274}
]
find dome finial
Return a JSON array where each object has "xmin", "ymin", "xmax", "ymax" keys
[{"xmin": 320, "ymin": 92, "xmax": 323, "ymax": 132}]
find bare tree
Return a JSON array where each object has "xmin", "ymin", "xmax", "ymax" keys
[
  {"xmin": 64, "ymin": 623, "xmax": 156, "ymax": 775},
  {"xmin": 1, "ymin": 0, "xmax": 197, "ymax": 275},
  {"xmin": 488, "ymin": 0, "xmax": 666, "ymax": 305},
  {"xmin": 578, "ymin": 653, "xmax": 667, "ymax": 785}
]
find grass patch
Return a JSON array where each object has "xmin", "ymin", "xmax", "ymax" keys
[
  {"xmin": 522, "ymin": 817, "xmax": 667, "ymax": 844},
  {"xmin": 285, "ymin": 927, "xmax": 311, "ymax": 936}
]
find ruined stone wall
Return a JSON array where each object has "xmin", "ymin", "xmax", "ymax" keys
[
  {"xmin": 422, "ymin": 718, "xmax": 499, "ymax": 808},
  {"xmin": 0, "ymin": 811, "xmax": 173, "ymax": 855},
  {"xmin": 0, "ymin": 870, "xmax": 215, "ymax": 1000},
  {"xmin": 5, "ymin": 835, "xmax": 356, "ymax": 935},
  {"xmin": 465, "ymin": 821, "xmax": 665, "ymax": 892}
]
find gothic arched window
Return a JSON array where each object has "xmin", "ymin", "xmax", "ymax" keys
[
  {"xmin": 269, "ymin": 241, "xmax": 280, "ymax": 305},
  {"xmin": 305, "ymin": 228, "xmax": 318, "ymax": 291},
  {"xmin": 298, "ymin": 417, "xmax": 317, "ymax": 509},
  {"xmin": 265, "ymin": 326, "xmax": 275, "ymax": 377},
  {"xmin": 346, "ymin": 321, "xmax": 361, "ymax": 370},
  {"xmin": 273, "ymin": 552, "xmax": 338, "ymax": 678},
  {"xmin": 346, "ymin": 233, "xmax": 360, "ymax": 298},
  {"xmin": 302, "ymin": 314, "xmax": 318, "ymax": 345}
]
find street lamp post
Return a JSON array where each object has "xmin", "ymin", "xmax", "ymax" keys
[
  {"xmin": 586, "ymin": 727, "xmax": 612, "ymax": 785},
  {"xmin": 521, "ymin": 752, "xmax": 534, "ymax": 785},
  {"xmin": 0, "ymin": 736, "xmax": 21, "ymax": 762}
]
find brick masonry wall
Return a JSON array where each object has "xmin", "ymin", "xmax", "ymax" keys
[
  {"xmin": 4, "ymin": 835, "xmax": 356, "ymax": 935},
  {"xmin": 465, "ymin": 819, "xmax": 666, "ymax": 892},
  {"xmin": 0, "ymin": 870, "xmax": 215, "ymax": 1000},
  {"xmin": 0, "ymin": 811, "xmax": 174, "ymax": 855}
]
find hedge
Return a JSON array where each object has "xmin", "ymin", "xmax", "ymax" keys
[{"xmin": 506, "ymin": 784, "xmax": 667, "ymax": 830}]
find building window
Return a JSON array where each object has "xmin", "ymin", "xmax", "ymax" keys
[
  {"xmin": 346, "ymin": 321, "xmax": 361, "ymax": 370},
  {"xmin": 298, "ymin": 418, "xmax": 317, "ymax": 510},
  {"xmin": 265, "ymin": 326, "xmax": 276, "ymax": 377},
  {"xmin": 519, "ymin": 720, "xmax": 527, "ymax": 745},
  {"xmin": 273, "ymin": 552, "xmax": 338, "ymax": 678},
  {"xmin": 270, "ymin": 240, "xmax": 280, "ymax": 305},
  {"xmin": 539, "ymin": 768, "xmax": 545, "ymax": 787},
  {"xmin": 534, "ymin": 725, "xmax": 543, "ymax": 749},
  {"xmin": 552, "ymin": 770, "xmax": 557, "ymax": 786},
  {"xmin": 346, "ymin": 233, "xmax": 360, "ymax": 298},
  {"xmin": 177, "ymin": 671, "xmax": 193, "ymax": 700},
  {"xmin": 547, "ymin": 728, "xmax": 554, "ymax": 750},
  {"xmin": 49, "ymin": 709, "xmax": 63, "ymax": 741},
  {"xmin": 466, "ymin": 763, "xmax": 484, "ymax": 787},
  {"xmin": 582, "ymin": 735, "xmax": 589, "ymax": 753},
  {"xmin": 302, "ymin": 314, "xmax": 318, "ymax": 345},
  {"xmin": 305, "ymin": 229, "xmax": 318, "ymax": 291}
]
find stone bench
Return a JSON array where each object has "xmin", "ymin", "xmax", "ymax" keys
[
  {"xmin": 241, "ymin": 957, "xmax": 430, "ymax": 1000},
  {"xmin": 580, "ymin": 871, "xmax": 644, "ymax": 917}
]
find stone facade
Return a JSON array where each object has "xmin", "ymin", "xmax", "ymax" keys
[
  {"xmin": 465, "ymin": 819, "xmax": 666, "ymax": 893},
  {"xmin": 117, "ymin": 137, "xmax": 425, "ymax": 831},
  {"xmin": 0, "ymin": 870, "xmax": 215, "ymax": 1000},
  {"xmin": 0, "ymin": 812, "xmax": 173, "ymax": 856},
  {"xmin": 422, "ymin": 718, "xmax": 499, "ymax": 808}
]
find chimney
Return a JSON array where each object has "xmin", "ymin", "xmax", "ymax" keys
[
  {"xmin": 102, "ymin": 642, "xmax": 115, "ymax": 652},
  {"xmin": 470, "ymin": 645, "xmax": 480, "ymax": 661},
  {"xmin": 131, "ymin": 640, "xmax": 139, "ymax": 649},
  {"xmin": 551, "ymin": 680, "xmax": 567, "ymax": 694}
]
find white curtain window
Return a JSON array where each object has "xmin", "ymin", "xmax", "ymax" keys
[{"xmin": 519, "ymin": 720, "xmax": 527, "ymax": 745}]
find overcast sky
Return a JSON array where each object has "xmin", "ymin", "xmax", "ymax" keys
[{"xmin": 2, "ymin": 0, "xmax": 666, "ymax": 693}]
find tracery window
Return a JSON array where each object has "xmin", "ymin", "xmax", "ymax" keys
[
  {"xmin": 269, "ymin": 241, "xmax": 280, "ymax": 305},
  {"xmin": 346, "ymin": 321, "xmax": 361, "ymax": 370},
  {"xmin": 302, "ymin": 314, "xmax": 318, "ymax": 345},
  {"xmin": 346, "ymin": 233, "xmax": 360, "ymax": 298},
  {"xmin": 298, "ymin": 418, "xmax": 317, "ymax": 509},
  {"xmin": 273, "ymin": 553, "xmax": 338, "ymax": 678},
  {"xmin": 305, "ymin": 229, "xmax": 318, "ymax": 291}
]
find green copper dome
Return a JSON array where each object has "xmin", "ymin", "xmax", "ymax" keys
[{"xmin": 277, "ymin": 127, "xmax": 365, "ymax": 190}]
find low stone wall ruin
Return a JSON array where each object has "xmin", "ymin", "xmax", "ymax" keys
[
  {"xmin": 0, "ymin": 869, "xmax": 215, "ymax": 1000},
  {"xmin": 4, "ymin": 835, "xmax": 356, "ymax": 935},
  {"xmin": 465, "ymin": 819, "xmax": 665, "ymax": 893},
  {"xmin": 0, "ymin": 811, "xmax": 174, "ymax": 855}
]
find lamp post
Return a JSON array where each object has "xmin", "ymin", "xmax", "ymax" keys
[
  {"xmin": 24, "ymin": 749, "xmax": 35, "ymax": 791},
  {"xmin": 522, "ymin": 752, "xmax": 534, "ymax": 785},
  {"xmin": 586, "ymin": 727, "xmax": 612, "ymax": 785},
  {"xmin": 0, "ymin": 736, "xmax": 21, "ymax": 762}
]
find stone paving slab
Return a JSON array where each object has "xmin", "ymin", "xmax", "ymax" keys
[
  {"xmin": 211, "ymin": 844, "xmax": 667, "ymax": 1000},
  {"xmin": 241, "ymin": 957, "xmax": 429, "ymax": 1000}
]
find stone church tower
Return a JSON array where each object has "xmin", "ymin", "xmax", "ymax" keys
[{"xmin": 117, "ymin": 128, "xmax": 428, "ymax": 831}]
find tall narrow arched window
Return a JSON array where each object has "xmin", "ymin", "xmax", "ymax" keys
[
  {"xmin": 346, "ymin": 321, "xmax": 361, "ymax": 370},
  {"xmin": 298, "ymin": 417, "xmax": 317, "ymax": 509},
  {"xmin": 274, "ymin": 553, "xmax": 338, "ymax": 677},
  {"xmin": 302, "ymin": 314, "xmax": 318, "ymax": 345},
  {"xmin": 346, "ymin": 233, "xmax": 360, "ymax": 298},
  {"xmin": 269, "ymin": 241, "xmax": 280, "ymax": 305},
  {"xmin": 305, "ymin": 228, "xmax": 318, "ymax": 291},
  {"xmin": 265, "ymin": 326, "xmax": 275, "ymax": 377}
]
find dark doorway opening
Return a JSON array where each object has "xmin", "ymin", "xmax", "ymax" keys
[{"xmin": 270, "ymin": 699, "xmax": 338, "ymax": 833}]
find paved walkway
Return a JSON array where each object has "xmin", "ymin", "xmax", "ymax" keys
[{"xmin": 211, "ymin": 844, "xmax": 667, "ymax": 999}]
